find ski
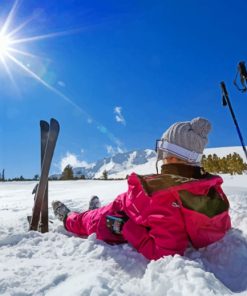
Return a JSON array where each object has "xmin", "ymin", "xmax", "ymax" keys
[
  {"xmin": 29, "ymin": 118, "xmax": 60, "ymax": 231},
  {"xmin": 39, "ymin": 120, "xmax": 50, "ymax": 233}
]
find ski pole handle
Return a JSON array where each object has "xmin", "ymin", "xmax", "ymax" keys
[
  {"xmin": 238, "ymin": 61, "xmax": 247, "ymax": 80},
  {"xmin": 220, "ymin": 81, "xmax": 228, "ymax": 97}
]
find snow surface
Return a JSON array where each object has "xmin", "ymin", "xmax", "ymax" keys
[{"xmin": 1, "ymin": 175, "xmax": 247, "ymax": 296}]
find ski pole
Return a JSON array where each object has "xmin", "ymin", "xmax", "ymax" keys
[{"xmin": 220, "ymin": 81, "xmax": 247, "ymax": 161}]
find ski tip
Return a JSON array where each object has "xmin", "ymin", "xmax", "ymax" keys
[
  {"xmin": 40, "ymin": 118, "xmax": 60, "ymax": 130},
  {"xmin": 40, "ymin": 120, "xmax": 49, "ymax": 130},
  {"xmin": 50, "ymin": 118, "xmax": 60, "ymax": 130}
]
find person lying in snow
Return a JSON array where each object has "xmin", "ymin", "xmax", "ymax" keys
[{"xmin": 52, "ymin": 117, "xmax": 231, "ymax": 260}]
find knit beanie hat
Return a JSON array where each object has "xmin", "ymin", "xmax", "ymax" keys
[{"xmin": 157, "ymin": 117, "xmax": 211, "ymax": 165}]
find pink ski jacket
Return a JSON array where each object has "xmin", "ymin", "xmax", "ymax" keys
[{"xmin": 65, "ymin": 171, "xmax": 231, "ymax": 260}]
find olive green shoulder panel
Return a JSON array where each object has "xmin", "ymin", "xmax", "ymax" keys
[
  {"xmin": 138, "ymin": 174, "xmax": 195, "ymax": 196},
  {"xmin": 179, "ymin": 188, "xmax": 229, "ymax": 218}
]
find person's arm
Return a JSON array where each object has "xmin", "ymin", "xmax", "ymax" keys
[{"xmin": 122, "ymin": 212, "xmax": 188, "ymax": 260}]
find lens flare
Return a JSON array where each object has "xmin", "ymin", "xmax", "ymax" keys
[{"xmin": 0, "ymin": 0, "xmax": 125, "ymax": 151}]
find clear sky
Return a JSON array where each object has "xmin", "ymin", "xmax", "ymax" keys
[{"xmin": 0, "ymin": 0, "xmax": 247, "ymax": 179}]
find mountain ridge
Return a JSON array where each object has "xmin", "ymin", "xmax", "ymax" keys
[{"xmin": 72, "ymin": 149, "xmax": 156, "ymax": 179}]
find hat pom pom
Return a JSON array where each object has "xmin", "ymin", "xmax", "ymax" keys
[{"xmin": 191, "ymin": 117, "xmax": 211, "ymax": 138}]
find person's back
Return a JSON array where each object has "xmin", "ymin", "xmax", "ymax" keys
[{"xmin": 116, "ymin": 162, "xmax": 230, "ymax": 259}]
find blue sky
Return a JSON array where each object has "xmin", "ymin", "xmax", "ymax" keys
[{"xmin": 0, "ymin": 0, "xmax": 247, "ymax": 179}]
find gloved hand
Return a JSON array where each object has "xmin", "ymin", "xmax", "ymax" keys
[{"xmin": 106, "ymin": 215, "xmax": 128, "ymax": 235}]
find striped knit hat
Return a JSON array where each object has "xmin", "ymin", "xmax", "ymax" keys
[{"xmin": 157, "ymin": 117, "xmax": 211, "ymax": 165}]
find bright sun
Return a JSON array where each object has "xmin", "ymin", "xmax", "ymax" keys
[
  {"xmin": 0, "ymin": 0, "xmax": 74, "ymax": 87},
  {"xmin": 0, "ymin": 34, "xmax": 12, "ymax": 58}
]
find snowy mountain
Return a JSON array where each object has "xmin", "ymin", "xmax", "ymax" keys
[
  {"xmin": 62, "ymin": 146, "xmax": 247, "ymax": 179},
  {"xmin": 71, "ymin": 149, "xmax": 157, "ymax": 179}
]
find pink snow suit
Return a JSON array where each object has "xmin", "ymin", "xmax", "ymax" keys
[{"xmin": 65, "ymin": 168, "xmax": 231, "ymax": 260}]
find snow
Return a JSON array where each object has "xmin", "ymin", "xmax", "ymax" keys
[{"xmin": 0, "ymin": 175, "xmax": 247, "ymax": 296}]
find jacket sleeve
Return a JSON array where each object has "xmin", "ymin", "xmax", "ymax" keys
[{"xmin": 122, "ymin": 212, "xmax": 188, "ymax": 260}]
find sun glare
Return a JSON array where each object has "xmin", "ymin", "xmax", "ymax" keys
[
  {"xmin": 0, "ymin": 0, "xmax": 124, "ymax": 150},
  {"xmin": 0, "ymin": 0, "xmax": 88, "ymax": 110},
  {"xmin": 0, "ymin": 0, "xmax": 77, "ymax": 86},
  {"xmin": 0, "ymin": 34, "xmax": 12, "ymax": 57}
]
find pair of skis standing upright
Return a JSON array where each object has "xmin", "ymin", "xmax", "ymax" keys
[{"xmin": 28, "ymin": 118, "xmax": 59, "ymax": 233}]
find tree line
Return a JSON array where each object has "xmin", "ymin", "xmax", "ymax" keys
[
  {"xmin": 0, "ymin": 171, "xmax": 40, "ymax": 182},
  {"xmin": 202, "ymin": 153, "xmax": 247, "ymax": 175},
  {"xmin": 60, "ymin": 165, "xmax": 109, "ymax": 180}
]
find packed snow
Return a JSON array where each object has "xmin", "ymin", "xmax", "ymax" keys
[{"xmin": 0, "ymin": 174, "xmax": 247, "ymax": 296}]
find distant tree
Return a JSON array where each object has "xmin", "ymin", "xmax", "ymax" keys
[
  {"xmin": 212, "ymin": 154, "xmax": 220, "ymax": 173},
  {"xmin": 20, "ymin": 175, "xmax": 24, "ymax": 181},
  {"xmin": 226, "ymin": 153, "xmax": 234, "ymax": 175},
  {"xmin": 230, "ymin": 153, "xmax": 246, "ymax": 175},
  {"xmin": 202, "ymin": 154, "xmax": 214, "ymax": 172},
  {"xmin": 220, "ymin": 157, "xmax": 228, "ymax": 174},
  {"xmin": 61, "ymin": 165, "xmax": 74, "ymax": 180},
  {"xmin": 102, "ymin": 169, "xmax": 108, "ymax": 180},
  {"xmin": 2, "ymin": 169, "xmax": 5, "ymax": 181},
  {"xmin": 33, "ymin": 174, "xmax": 39, "ymax": 180}
]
